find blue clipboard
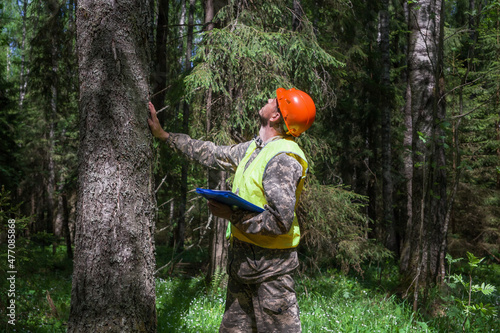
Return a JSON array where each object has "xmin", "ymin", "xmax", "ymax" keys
[{"xmin": 195, "ymin": 188, "xmax": 265, "ymax": 213}]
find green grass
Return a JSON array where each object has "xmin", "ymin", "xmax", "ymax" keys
[
  {"xmin": 1, "ymin": 244, "xmax": 498, "ymax": 332},
  {"xmin": 156, "ymin": 277, "xmax": 224, "ymax": 332},
  {"xmin": 155, "ymin": 272, "xmax": 432, "ymax": 333},
  {"xmin": 0, "ymin": 244, "xmax": 72, "ymax": 332},
  {"xmin": 297, "ymin": 274, "xmax": 430, "ymax": 333}
]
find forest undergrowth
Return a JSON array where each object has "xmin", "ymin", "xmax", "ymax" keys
[{"xmin": 0, "ymin": 244, "xmax": 498, "ymax": 333}]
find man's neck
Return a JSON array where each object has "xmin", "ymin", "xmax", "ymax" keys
[{"xmin": 259, "ymin": 125, "xmax": 281, "ymax": 142}]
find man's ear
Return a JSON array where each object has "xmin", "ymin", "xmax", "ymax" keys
[{"xmin": 270, "ymin": 111, "xmax": 281, "ymax": 122}]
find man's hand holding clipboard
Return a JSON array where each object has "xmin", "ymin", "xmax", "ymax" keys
[{"xmin": 196, "ymin": 188, "xmax": 265, "ymax": 218}]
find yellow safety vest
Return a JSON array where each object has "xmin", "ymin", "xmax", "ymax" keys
[{"xmin": 228, "ymin": 137, "xmax": 308, "ymax": 249}]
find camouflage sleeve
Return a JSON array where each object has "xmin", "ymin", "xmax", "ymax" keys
[
  {"xmin": 230, "ymin": 153, "xmax": 304, "ymax": 236},
  {"xmin": 166, "ymin": 133, "xmax": 251, "ymax": 172}
]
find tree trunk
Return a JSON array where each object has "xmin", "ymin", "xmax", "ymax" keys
[
  {"xmin": 62, "ymin": 190, "xmax": 73, "ymax": 259},
  {"xmin": 366, "ymin": 127, "xmax": 378, "ymax": 234},
  {"xmin": 401, "ymin": 79, "xmax": 413, "ymax": 263},
  {"xmin": 497, "ymin": 7, "xmax": 500, "ymax": 190},
  {"xmin": 54, "ymin": 182, "xmax": 65, "ymax": 238},
  {"xmin": 151, "ymin": 0, "xmax": 169, "ymax": 126},
  {"xmin": 379, "ymin": 0, "xmax": 396, "ymax": 253},
  {"xmin": 207, "ymin": 169, "xmax": 229, "ymax": 280},
  {"xmin": 48, "ymin": 33, "xmax": 58, "ymax": 254},
  {"xmin": 399, "ymin": 0, "xmax": 447, "ymax": 306},
  {"xmin": 178, "ymin": 0, "xmax": 187, "ymax": 62},
  {"xmin": 18, "ymin": 0, "xmax": 28, "ymax": 111},
  {"xmin": 175, "ymin": 0, "xmax": 196, "ymax": 251},
  {"xmin": 205, "ymin": 0, "xmax": 215, "ymax": 31},
  {"xmin": 292, "ymin": 0, "xmax": 304, "ymax": 31},
  {"xmin": 171, "ymin": 0, "xmax": 186, "ymax": 250},
  {"xmin": 204, "ymin": 0, "xmax": 229, "ymax": 282},
  {"xmin": 69, "ymin": 1, "xmax": 156, "ymax": 332}
]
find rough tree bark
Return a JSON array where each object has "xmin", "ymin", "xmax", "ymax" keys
[
  {"xmin": 68, "ymin": 1, "xmax": 156, "ymax": 332},
  {"xmin": 399, "ymin": 0, "xmax": 447, "ymax": 309}
]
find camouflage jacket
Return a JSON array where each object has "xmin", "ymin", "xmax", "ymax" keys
[{"xmin": 166, "ymin": 133, "xmax": 303, "ymax": 282}]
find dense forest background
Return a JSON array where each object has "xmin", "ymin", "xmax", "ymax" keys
[{"xmin": 0, "ymin": 0, "xmax": 499, "ymax": 331}]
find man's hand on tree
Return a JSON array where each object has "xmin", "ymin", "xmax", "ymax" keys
[{"xmin": 147, "ymin": 102, "xmax": 169, "ymax": 141}]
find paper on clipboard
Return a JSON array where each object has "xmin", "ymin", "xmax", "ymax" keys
[{"xmin": 195, "ymin": 188, "xmax": 265, "ymax": 213}]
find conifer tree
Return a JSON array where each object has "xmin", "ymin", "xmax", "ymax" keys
[
  {"xmin": 185, "ymin": 0, "xmax": 342, "ymax": 276},
  {"xmin": 68, "ymin": 0, "xmax": 156, "ymax": 331}
]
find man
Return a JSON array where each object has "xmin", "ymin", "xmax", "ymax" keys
[{"xmin": 148, "ymin": 88, "xmax": 316, "ymax": 332}]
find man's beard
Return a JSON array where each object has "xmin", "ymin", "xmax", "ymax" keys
[{"xmin": 259, "ymin": 111, "xmax": 269, "ymax": 127}]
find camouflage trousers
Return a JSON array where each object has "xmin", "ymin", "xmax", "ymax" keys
[{"xmin": 219, "ymin": 239, "xmax": 301, "ymax": 333}]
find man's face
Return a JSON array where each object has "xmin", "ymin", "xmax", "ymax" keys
[{"xmin": 259, "ymin": 98, "xmax": 279, "ymax": 125}]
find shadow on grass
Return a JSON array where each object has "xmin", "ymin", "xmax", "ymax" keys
[
  {"xmin": 0, "ymin": 244, "xmax": 73, "ymax": 332},
  {"xmin": 155, "ymin": 246, "xmax": 209, "ymax": 332},
  {"xmin": 156, "ymin": 276, "xmax": 206, "ymax": 332}
]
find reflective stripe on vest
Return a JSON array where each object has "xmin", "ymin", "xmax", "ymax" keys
[{"xmin": 228, "ymin": 137, "xmax": 308, "ymax": 249}]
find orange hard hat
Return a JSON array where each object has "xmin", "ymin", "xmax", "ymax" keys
[{"xmin": 276, "ymin": 88, "xmax": 316, "ymax": 137}]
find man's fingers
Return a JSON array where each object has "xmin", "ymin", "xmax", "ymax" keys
[
  {"xmin": 207, "ymin": 200, "xmax": 233, "ymax": 220},
  {"xmin": 148, "ymin": 102, "xmax": 159, "ymax": 121},
  {"xmin": 148, "ymin": 102, "xmax": 156, "ymax": 114},
  {"xmin": 147, "ymin": 102, "xmax": 170, "ymax": 140},
  {"xmin": 147, "ymin": 102, "xmax": 159, "ymax": 131},
  {"xmin": 208, "ymin": 199, "xmax": 222, "ymax": 207}
]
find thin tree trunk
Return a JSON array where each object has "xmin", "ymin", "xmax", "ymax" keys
[
  {"xmin": 293, "ymin": 0, "xmax": 304, "ymax": 31},
  {"xmin": 497, "ymin": 7, "xmax": 500, "ymax": 189},
  {"xmin": 205, "ymin": 0, "xmax": 215, "ymax": 31},
  {"xmin": 366, "ymin": 129, "xmax": 378, "ymax": 233},
  {"xmin": 401, "ymin": 1, "xmax": 412, "ymax": 269},
  {"xmin": 151, "ymin": 0, "xmax": 169, "ymax": 126},
  {"xmin": 176, "ymin": 0, "xmax": 196, "ymax": 251},
  {"xmin": 186, "ymin": 0, "xmax": 194, "ymax": 73},
  {"xmin": 69, "ymin": 1, "xmax": 156, "ymax": 331},
  {"xmin": 171, "ymin": 0, "xmax": 187, "ymax": 251},
  {"xmin": 151, "ymin": 0, "xmax": 170, "ymax": 248},
  {"xmin": 207, "ymin": 169, "xmax": 228, "ymax": 279},
  {"xmin": 379, "ymin": 0, "xmax": 396, "ymax": 252},
  {"xmin": 54, "ymin": 183, "xmax": 65, "ymax": 238},
  {"xmin": 62, "ymin": 190, "xmax": 73, "ymax": 259},
  {"xmin": 172, "ymin": 0, "xmax": 186, "ymax": 248},
  {"xmin": 400, "ymin": 80, "xmax": 412, "ymax": 270},
  {"xmin": 204, "ymin": 0, "xmax": 229, "ymax": 281},
  {"xmin": 19, "ymin": 0, "xmax": 28, "ymax": 111},
  {"xmin": 48, "ymin": 34, "xmax": 58, "ymax": 253},
  {"xmin": 178, "ymin": 0, "xmax": 187, "ymax": 66}
]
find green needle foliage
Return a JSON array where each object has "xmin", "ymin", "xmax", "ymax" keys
[
  {"xmin": 298, "ymin": 178, "xmax": 393, "ymax": 274},
  {"xmin": 183, "ymin": 0, "xmax": 392, "ymax": 276},
  {"xmin": 185, "ymin": 0, "xmax": 343, "ymax": 142}
]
